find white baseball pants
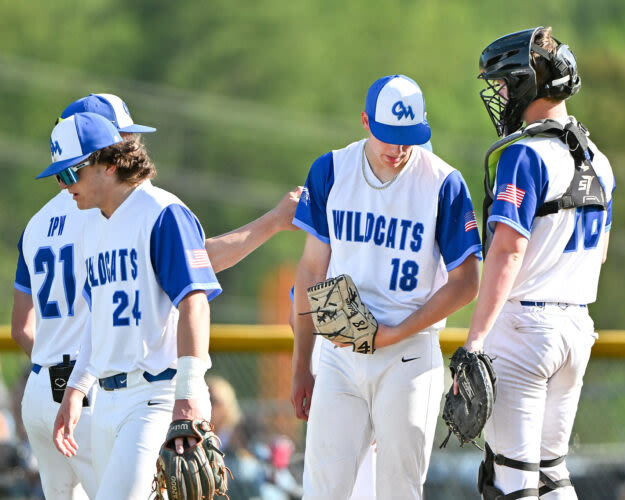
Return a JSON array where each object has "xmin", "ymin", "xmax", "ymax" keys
[
  {"xmin": 484, "ymin": 301, "xmax": 596, "ymax": 499},
  {"xmin": 22, "ymin": 365, "xmax": 97, "ymax": 499},
  {"xmin": 91, "ymin": 370, "xmax": 210, "ymax": 500},
  {"xmin": 303, "ymin": 330, "xmax": 444, "ymax": 500}
]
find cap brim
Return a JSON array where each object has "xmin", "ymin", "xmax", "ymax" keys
[
  {"xmin": 119, "ymin": 124, "xmax": 156, "ymax": 133},
  {"xmin": 36, "ymin": 153, "xmax": 92, "ymax": 179},
  {"xmin": 369, "ymin": 119, "xmax": 431, "ymax": 146}
]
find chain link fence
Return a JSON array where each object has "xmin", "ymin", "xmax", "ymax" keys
[
  {"xmin": 209, "ymin": 351, "xmax": 625, "ymax": 500},
  {"xmin": 1, "ymin": 338, "xmax": 624, "ymax": 499}
]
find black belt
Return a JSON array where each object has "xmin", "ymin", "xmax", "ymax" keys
[{"xmin": 99, "ymin": 368, "xmax": 177, "ymax": 391}]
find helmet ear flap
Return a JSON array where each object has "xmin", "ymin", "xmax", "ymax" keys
[{"xmin": 532, "ymin": 41, "xmax": 581, "ymax": 100}]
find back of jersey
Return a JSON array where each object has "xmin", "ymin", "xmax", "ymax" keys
[
  {"xmin": 15, "ymin": 190, "xmax": 94, "ymax": 365},
  {"xmin": 489, "ymin": 132, "xmax": 614, "ymax": 304}
]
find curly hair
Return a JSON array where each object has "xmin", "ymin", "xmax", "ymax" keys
[{"xmin": 89, "ymin": 137, "xmax": 156, "ymax": 185}]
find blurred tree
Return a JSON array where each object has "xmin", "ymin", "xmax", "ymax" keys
[{"xmin": 0, "ymin": 0, "xmax": 622, "ymax": 328}]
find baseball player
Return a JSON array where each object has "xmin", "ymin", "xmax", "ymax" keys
[
  {"xmin": 290, "ymin": 74, "xmax": 482, "ymax": 499},
  {"xmin": 13, "ymin": 93, "xmax": 299, "ymax": 499},
  {"xmin": 11, "ymin": 96, "xmax": 157, "ymax": 500},
  {"xmin": 464, "ymin": 27, "xmax": 615, "ymax": 499},
  {"xmin": 34, "ymin": 111, "xmax": 217, "ymax": 499}
]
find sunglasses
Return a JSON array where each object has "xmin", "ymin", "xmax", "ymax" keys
[{"xmin": 56, "ymin": 160, "xmax": 90, "ymax": 186}]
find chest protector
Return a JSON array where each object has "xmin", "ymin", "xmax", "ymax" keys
[{"xmin": 482, "ymin": 119, "xmax": 607, "ymax": 254}]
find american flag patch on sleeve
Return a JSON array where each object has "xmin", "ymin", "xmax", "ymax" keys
[
  {"xmin": 464, "ymin": 211, "xmax": 478, "ymax": 232},
  {"xmin": 186, "ymin": 249, "xmax": 211, "ymax": 269},
  {"xmin": 496, "ymin": 184, "xmax": 526, "ymax": 208}
]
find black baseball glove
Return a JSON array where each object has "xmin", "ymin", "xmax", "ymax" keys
[
  {"xmin": 151, "ymin": 419, "xmax": 232, "ymax": 500},
  {"xmin": 440, "ymin": 347, "xmax": 497, "ymax": 448}
]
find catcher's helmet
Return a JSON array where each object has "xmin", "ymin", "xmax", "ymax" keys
[{"xmin": 478, "ymin": 27, "xmax": 581, "ymax": 136}]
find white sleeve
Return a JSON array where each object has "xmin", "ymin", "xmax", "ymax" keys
[{"xmin": 67, "ymin": 316, "xmax": 97, "ymax": 395}]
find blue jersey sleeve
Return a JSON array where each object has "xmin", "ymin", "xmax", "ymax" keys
[
  {"xmin": 150, "ymin": 204, "xmax": 222, "ymax": 306},
  {"xmin": 435, "ymin": 170, "xmax": 483, "ymax": 271},
  {"xmin": 14, "ymin": 231, "xmax": 31, "ymax": 294},
  {"xmin": 488, "ymin": 144, "xmax": 549, "ymax": 239},
  {"xmin": 293, "ymin": 152, "xmax": 335, "ymax": 243}
]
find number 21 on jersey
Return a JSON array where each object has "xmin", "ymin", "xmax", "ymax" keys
[{"xmin": 34, "ymin": 245, "xmax": 76, "ymax": 318}]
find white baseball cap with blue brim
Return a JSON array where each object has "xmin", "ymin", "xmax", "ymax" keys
[
  {"xmin": 37, "ymin": 112, "xmax": 123, "ymax": 179},
  {"xmin": 365, "ymin": 75, "xmax": 431, "ymax": 146},
  {"xmin": 61, "ymin": 93, "xmax": 156, "ymax": 133}
]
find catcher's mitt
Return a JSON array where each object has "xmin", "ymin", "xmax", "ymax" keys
[
  {"xmin": 303, "ymin": 274, "xmax": 378, "ymax": 354},
  {"xmin": 151, "ymin": 419, "xmax": 232, "ymax": 500},
  {"xmin": 440, "ymin": 347, "xmax": 497, "ymax": 449}
]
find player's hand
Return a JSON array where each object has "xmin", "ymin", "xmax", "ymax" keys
[
  {"xmin": 172, "ymin": 399, "xmax": 204, "ymax": 454},
  {"xmin": 457, "ymin": 338, "xmax": 485, "ymax": 395},
  {"xmin": 290, "ymin": 368, "xmax": 314, "ymax": 421},
  {"xmin": 329, "ymin": 340, "xmax": 352, "ymax": 349},
  {"xmin": 371, "ymin": 324, "xmax": 401, "ymax": 349},
  {"xmin": 270, "ymin": 186, "xmax": 303, "ymax": 232},
  {"xmin": 464, "ymin": 338, "xmax": 484, "ymax": 353},
  {"xmin": 53, "ymin": 387, "xmax": 85, "ymax": 457}
]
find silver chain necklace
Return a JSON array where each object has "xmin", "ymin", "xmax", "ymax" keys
[{"xmin": 361, "ymin": 141, "xmax": 402, "ymax": 190}]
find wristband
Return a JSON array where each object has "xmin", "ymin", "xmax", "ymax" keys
[
  {"xmin": 175, "ymin": 356, "xmax": 208, "ymax": 400},
  {"xmin": 67, "ymin": 370, "xmax": 96, "ymax": 396}
]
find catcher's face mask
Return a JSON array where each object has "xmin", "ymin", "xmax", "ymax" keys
[{"xmin": 56, "ymin": 160, "xmax": 90, "ymax": 186}]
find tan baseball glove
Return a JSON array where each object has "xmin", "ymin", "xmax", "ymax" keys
[
  {"xmin": 151, "ymin": 419, "xmax": 232, "ymax": 500},
  {"xmin": 304, "ymin": 274, "xmax": 378, "ymax": 354}
]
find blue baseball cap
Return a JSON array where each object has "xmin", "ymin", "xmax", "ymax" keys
[
  {"xmin": 61, "ymin": 93, "xmax": 156, "ymax": 133},
  {"xmin": 365, "ymin": 75, "xmax": 431, "ymax": 146},
  {"xmin": 37, "ymin": 112, "xmax": 123, "ymax": 179}
]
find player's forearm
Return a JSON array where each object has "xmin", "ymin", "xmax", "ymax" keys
[
  {"xmin": 11, "ymin": 289, "xmax": 35, "ymax": 356},
  {"xmin": 205, "ymin": 212, "xmax": 280, "ymax": 273},
  {"xmin": 393, "ymin": 256, "xmax": 480, "ymax": 340},
  {"xmin": 465, "ymin": 239, "xmax": 526, "ymax": 349},
  {"xmin": 175, "ymin": 292, "xmax": 211, "ymax": 416},
  {"xmin": 292, "ymin": 266, "xmax": 322, "ymax": 372},
  {"xmin": 68, "ymin": 318, "xmax": 97, "ymax": 395}
]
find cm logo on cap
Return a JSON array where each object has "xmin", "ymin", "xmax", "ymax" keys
[
  {"xmin": 50, "ymin": 139, "xmax": 62, "ymax": 156},
  {"xmin": 392, "ymin": 101, "xmax": 415, "ymax": 121}
]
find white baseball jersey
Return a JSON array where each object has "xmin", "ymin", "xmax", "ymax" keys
[
  {"xmin": 294, "ymin": 139, "xmax": 482, "ymax": 328},
  {"xmin": 79, "ymin": 180, "xmax": 221, "ymax": 379},
  {"xmin": 294, "ymin": 139, "xmax": 481, "ymax": 499},
  {"xmin": 15, "ymin": 190, "xmax": 95, "ymax": 366},
  {"xmin": 15, "ymin": 189, "xmax": 98, "ymax": 499},
  {"xmin": 488, "ymin": 117, "xmax": 615, "ymax": 304}
]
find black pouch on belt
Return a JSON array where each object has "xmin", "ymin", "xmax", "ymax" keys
[{"xmin": 48, "ymin": 354, "xmax": 89, "ymax": 406}]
